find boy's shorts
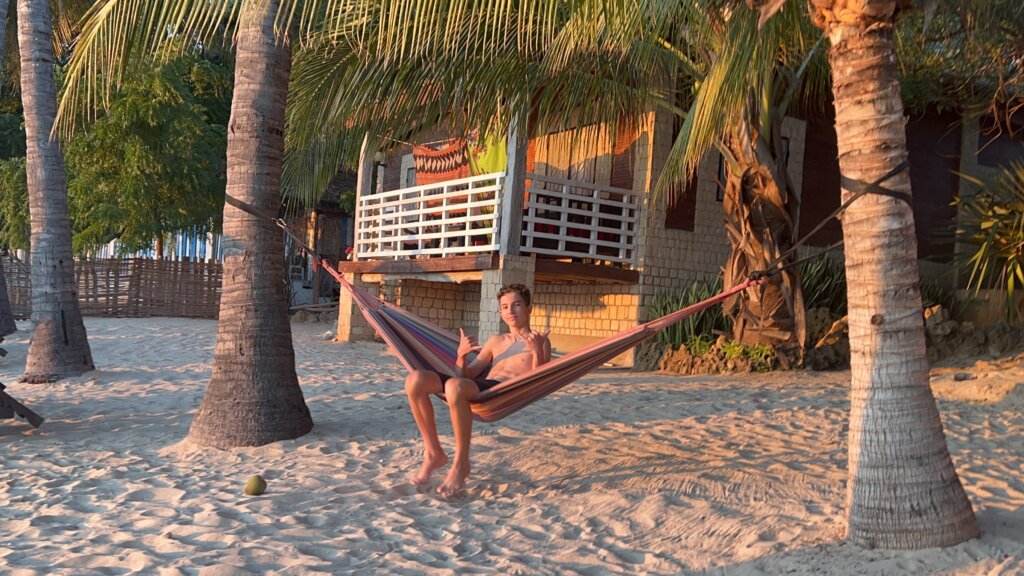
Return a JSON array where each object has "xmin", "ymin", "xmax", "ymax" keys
[{"xmin": 430, "ymin": 371, "xmax": 500, "ymax": 392}]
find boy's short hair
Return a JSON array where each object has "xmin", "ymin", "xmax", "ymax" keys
[{"xmin": 497, "ymin": 283, "xmax": 531, "ymax": 306}]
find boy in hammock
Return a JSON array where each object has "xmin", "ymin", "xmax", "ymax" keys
[{"xmin": 404, "ymin": 283, "xmax": 552, "ymax": 496}]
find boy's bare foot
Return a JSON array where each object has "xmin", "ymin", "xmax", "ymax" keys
[
  {"xmin": 437, "ymin": 463, "xmax": 470, "ymax": 497},
  {"xmin": 409, "ymin": 452, "xmax": 448, "ymax": 485}
]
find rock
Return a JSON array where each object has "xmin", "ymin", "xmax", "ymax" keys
[{"xmin": 954, "ymin": 372, "xmax": 976, "ymax": 382}]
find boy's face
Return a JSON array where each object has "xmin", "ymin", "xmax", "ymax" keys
[{"xmin": 499, "ymin": 291, "xmax": 531, "ymax": 330}]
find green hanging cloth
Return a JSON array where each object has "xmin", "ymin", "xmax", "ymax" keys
[{"xmin": 468, "ymin": 129, "xmax": 507, "ymax": 176}]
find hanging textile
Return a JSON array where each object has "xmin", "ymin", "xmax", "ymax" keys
[
  {"xmin": 412, "ymin": 140, "xmax": 470, "ymax": 186},
  {"xmin": 468, "ymin": 130, "xmax": 507, "ymax": 176}
]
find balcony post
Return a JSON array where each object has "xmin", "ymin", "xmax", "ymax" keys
[
  {"xmin": 499, "ymin": 115, "xmax": 527, "ymax": 255},
  {"xmin": 352, "ymin": 133, "xmax": 375, "ymax": 262}
]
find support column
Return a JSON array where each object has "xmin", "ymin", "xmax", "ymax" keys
[
  {"xmin": 335, "ymin": 272, "xmax": 377, "ymax": 342},
  {"xmin": 336, "ymin": 135, "xmax": 377, "ymax": 342},
  {"xmin": 478, "ymin": 255, "xmax": 535, "ymax": 342}
]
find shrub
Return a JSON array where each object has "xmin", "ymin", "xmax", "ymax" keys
[
  {"xmin": 956, "ymin": 161, "xmax": 1024, "ymax": 322},
  {"xmin": 649, "ymin": 277, "xmax": 731, "ymax": 349},
  {"xmin": 686, "ymin": 334, "xmax": 714, "ymax": 356},
  {"xmin": 797, "ymin": 255, "xmax": 847, "ymax": 316}
]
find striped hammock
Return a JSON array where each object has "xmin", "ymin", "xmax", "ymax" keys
[{"xmin": 332, "ymin": 269, "xmax": 755, "ymax": 422}]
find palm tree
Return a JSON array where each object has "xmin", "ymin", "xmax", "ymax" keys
[
  {"xmin": 800, "ymin": 0, "xmax": 980, "ymax": 548},
  {"xmin": 17, "ymin": 0, "xmax": 93, "ymax": 382},
  {"xmin": 186, "ymin": 0, "xmax": 313, "ymax": 447},
  {"xmin": 300, "ymin": 0, "xmax": 985, "ymax": 549},
  {"xmin": 61, "ymin": 0, "xmax": 314, "ymax": 446},
  {"xmin": 647, "ymin": 5, "xmax": 829, "ymax": 357}
]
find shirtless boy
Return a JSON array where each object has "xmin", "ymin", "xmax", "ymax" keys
[{"xmin": 404, "ymin": 283, "xmax": 551, "ymax": 496}]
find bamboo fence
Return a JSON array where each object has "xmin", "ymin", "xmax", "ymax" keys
[{"xmin": 1, "ymin": 255, "xmax": 222, "ymax": 320}]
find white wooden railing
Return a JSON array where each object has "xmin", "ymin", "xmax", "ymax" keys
[
  {"xmin": 521, "ymin": 174, "xmax": 640, "ymax": 266},
  {"xmin": 355, "ymin": 173, "xmax": 504, "ymax": 259},
  {"xmin": 354, "ymin": 171, "xmax": 641, "ymax": 267}
]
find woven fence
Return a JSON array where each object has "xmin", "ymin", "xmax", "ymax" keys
[{"xmin": 1, "ymin": 255, "xmax": 222, "ymax": 320}]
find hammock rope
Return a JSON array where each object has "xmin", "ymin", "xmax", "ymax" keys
[{"xmin": 223, "ymin": 161, "xmax": 908, "ymax": 421}]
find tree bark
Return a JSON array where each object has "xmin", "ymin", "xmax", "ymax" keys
[
  {"xmin": 721, "ymin": 117, "xmax": 805, "ymax": 362},
  {"xmin": 187, "ymin": 0, "xmax": 313, "ymax": 447},
  {"xmin": 17, "ymin": 0, "xmax": 94, "ymax": 383},
  {"xmin": 812, "ymin": 0, "xmax": 980, "ymax": 549}
]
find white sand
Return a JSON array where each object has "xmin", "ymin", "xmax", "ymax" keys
[{"xmin": 1, "ymin": 317, "xmax": 1022, "ymax": 575}]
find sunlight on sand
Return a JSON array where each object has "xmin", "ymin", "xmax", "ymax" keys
[{"xmin": 1, "ymin": 317, "xmax": 1022, "ymax": 574}]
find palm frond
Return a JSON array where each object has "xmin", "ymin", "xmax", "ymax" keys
[{"xmin": 56, "ymin": 0, "xmax": 244, "ymax": 136}]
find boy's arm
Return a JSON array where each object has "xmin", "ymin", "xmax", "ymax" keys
[{"xmin": 457, "ymin": 338, "xmax": 495, "ymax": 380}]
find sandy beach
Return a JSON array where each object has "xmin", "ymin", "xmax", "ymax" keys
[{"xmin": 1, "ymin": 317, "xmax": 1022, "ymax": 575}]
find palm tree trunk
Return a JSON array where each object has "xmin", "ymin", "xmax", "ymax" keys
[
  {"xmin": 813, "ymin": 1, "xmax": 979, "ymax": 549},
  {"xmin": 17, "ymin": 0, "xmax": 94, "ymax": 383},
  {"xmin": 721, "ymin": 119, "xmax": 805, "ymax": 363},
  {"xmin": 187, "ymin": 0, "xmax": 312, "ymax": 447}
]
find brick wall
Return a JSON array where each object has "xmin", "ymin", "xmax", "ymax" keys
[
  {"xmin": 532, "ymin": 283, "xmax": 639, "ymax": 337},
  {"xmin": 395, "ymin": 279, "xmax": 481, "ymax": 336}
]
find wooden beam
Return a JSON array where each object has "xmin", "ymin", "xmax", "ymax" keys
[
  {"xmin": 336, "ymin": 254, "xmax": 500, "ymax": 275},
  {"xmin": 362, "ymin": 271, "xmax": 484, "ymax": 284},
  {"xmin": 533, "ymin": 259, "xmax": 639, "ymax": 284}
]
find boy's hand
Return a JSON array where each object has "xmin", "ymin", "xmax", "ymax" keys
[
  {"xmin": 524, "ymin": 329, "xmax": 550, "ymax": 356},
  {"xmin": 457, "ymin": 328, "xmax": 483, "ymax": 362}
]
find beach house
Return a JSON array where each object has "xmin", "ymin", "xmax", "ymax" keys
[{"xmin": 334, "ymin": 103, "xmax": 1023, "ymax": 365}]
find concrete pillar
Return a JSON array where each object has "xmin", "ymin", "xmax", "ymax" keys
[
  {"xmin": 478, "ymin": 255, "xmax": 535, "ymax": 342},
  {"xmin": 335, "ymin": 272, "xmax": 378, "ymax": 342}
]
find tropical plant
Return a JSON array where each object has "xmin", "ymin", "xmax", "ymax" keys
[
  {"xmin": 746, "ymin": 342, "xmax": 775, "ymax": 371},
  {"xmin": 798, "ymin": 0, "xmax": 980, "ymax": 548},
  {"xmin": 686, "ymin": 333, "xmax": 714, "ymax": 356},
  {"xmin": 0, "ymin": 156, "xmax": 27, "ymax": 250},
  {"xmin": 797, "ymin": 255, "xmax": 847, "ymax": 316},
  {"xmin": 60, "ymin": 0, "xmax": 317, "ymax": 446},
  {"xmin": 720, "ymin": 339, "xmax": 746, "ymax": 360},
  {"xmin": 64, "ymin": 56, "xmax": 229, "ymax": 256},
  {"xmin": 0, "ymin": 113, "xmax": 24, "ymax": 158},
  {"xmin": 648, "ymin": 277, "xmax": 730, "ymax": 349},
  {"xmin": 185, "ymin": 0, "xmax": 314, "ymax": 447},
  {"xmin": 955, "ymin": 161, "xmax": 1024, "ymax": 322},
  {"xmin": 17, "ymin": 0, "xmax": 94, "ymax": 382}
]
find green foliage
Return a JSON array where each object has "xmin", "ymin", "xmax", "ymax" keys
[
  {"xmin": 686, "ymin": 334, "xmax": 714, "ymax": 357},
  {"xmin": 0, "ymin": 114, "xmax": 26, "ymax": 159},
  {"xmin": 897, "ymin": 0, "xmax": 1024, "ymax": 117},
  {"xmin": 649, "ymin": 277, "xmax": 731, "ymax": 349},
  {"xmin": 798, "ymin": 256, "xmax": 847, "ymax": 316},
  {"xmin": 721, "ymin": 339, "xmax": 746, "ymax": 360},
  {"xmin": 920, "ymin": 278, "xmax": 964, "ymax": 318},
  {"xmin": 0, "ymin": 157, "xmax": 29, "ymax": 250},
  {"xmin": 64, "ymin": 56, "xmax": 229, "ymax": 255},
  {"xmin": 746, "ymin": 343, "xmax": 775, "ymax": 372},
  {"xmin": 338, "ymin": 189, "xmax": 356, "ymax": 215},
  {"xmin": 955, "ymin": 162, "xmax": 1024, "ymax": 322}
]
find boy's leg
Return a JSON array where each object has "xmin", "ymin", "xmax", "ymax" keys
[
  {"xmin": 438, "ymin": 377, "xmax": 481, "ymax": 496},
  {"xmin": 405, "ymin": 370, "xmax": 448, "ymax": 484}
]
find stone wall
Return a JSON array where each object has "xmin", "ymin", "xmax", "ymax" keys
[
  {"xmin": 532, "ymin": 283, "xmax": 639, "ymax": 337},
  {"xmin": 395, "ymin": 279, "xmax": 481, "ymax": 336}
]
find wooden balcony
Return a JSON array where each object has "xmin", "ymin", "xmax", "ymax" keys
[{"xmin": 348, "ymin": 171, "xmax": 641, "ymax": 283}]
